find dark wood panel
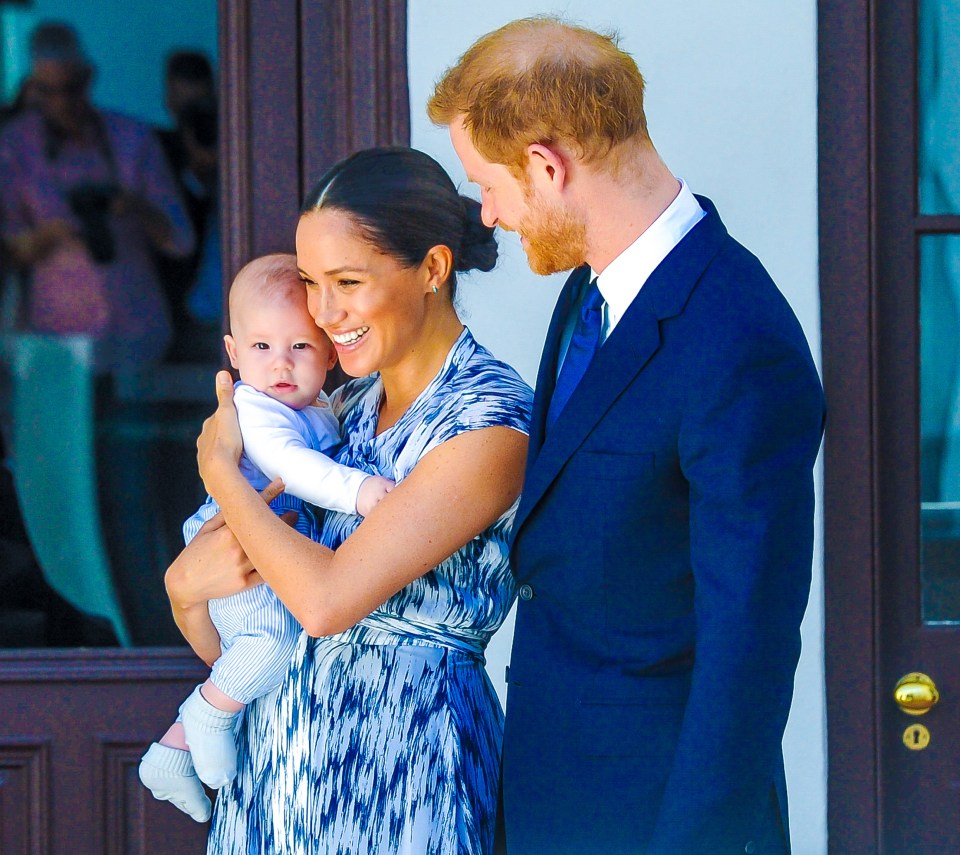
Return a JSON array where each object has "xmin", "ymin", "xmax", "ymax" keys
[
  {"xmin": 0, "ymin": 650, "xmax": 208, "ymax": 855},
  {"xmin": 0, "ymin": 740, "xmax": 49, "ymax": 855},
  {"xmin": 102, "ymin": 742, "xmax": 146, "ymax": 855},
  {"xmin": 300, "ymin": 0, "xmax": 409, "ymax": 192},
  {"xmin": 822, "ymin": 0, "xmax": 960, "ymax": 850},
  {"xmin": 219, "ymin": 0, "xmax": 302, "ymax": 279},
  {"xmin": 220, "ymin": 0, "xmax": 410, "ymax": 281},
  {"xmin": 818, "ymin": 1, "xmax": 879, "ymax": 850},
  {"xmin": 100, "ymin": 740, "xmax": 198, "ymax": 855},
  {"xmin": 246, "ymin": 2, "xmax": 302, "ymax": 258},
  {"xmin": 916, "ymin": 215, "xmax": 960, "ymax": 233}
]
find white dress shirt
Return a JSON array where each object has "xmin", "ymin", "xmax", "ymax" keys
[
  {"xmin": 556, "ymin": 179, "xmax": 706, "ymax": 377},
  {"xmin": 593, "ymin": 178, "xmax": 706, "ymax": 341}
]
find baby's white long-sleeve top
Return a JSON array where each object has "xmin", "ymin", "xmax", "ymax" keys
[{"xmin": 234, "ymin": 382, "xmax": 369, "ymax": 515}]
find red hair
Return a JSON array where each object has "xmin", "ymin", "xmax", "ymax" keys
[{"xmin": 428, "ymin": 16, "xmax": 650, "ymax": 174}]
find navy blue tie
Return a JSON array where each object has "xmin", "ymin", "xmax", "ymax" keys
[{"xmin": 547, "ymin": 278, "xmax": 604, "ymax": 427}]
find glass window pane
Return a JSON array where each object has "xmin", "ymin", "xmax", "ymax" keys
[
  {"xmin": 919, "ymin": 0, "xmax": 960, "ymax": 214},
  {"xmin": 0, "ymin": 2, "xmax": 220, "ymax": 648},
  {"xmin": 920, "ymin": 235, "xmax": 960, "ymax": 622}
]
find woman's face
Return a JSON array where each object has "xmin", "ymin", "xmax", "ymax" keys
[{"xmin": 296, "ymin": 208, "xmax": 433, "ymax": 379}]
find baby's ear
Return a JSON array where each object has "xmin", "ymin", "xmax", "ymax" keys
[
  {"xmin": 324, "ymin": 335, "xmax": 338, "ymax": 370},
  {"xmin": 223, "ymin": 334, "xmax": 240, "ymax": 369}
]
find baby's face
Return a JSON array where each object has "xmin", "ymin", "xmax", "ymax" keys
[{"xmin": 225, "ymin": 291, "xmax": 336, "ymax": 410}]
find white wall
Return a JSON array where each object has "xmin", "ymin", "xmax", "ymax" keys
[{"xmin": 408, "ymin": 3, "xmax": 826, "ymax": 854}]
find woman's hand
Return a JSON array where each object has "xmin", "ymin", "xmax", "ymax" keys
[
  {"xmin": 166, "ymin": 510, "xmax": 264, "ymax": 609},
  {"xmin": 165, "ymin": 478, "xmax": 288, "ymax": 664},
  {"xmin": 197, "ymin": 371, "xmax": 244, "ymax": 498}
]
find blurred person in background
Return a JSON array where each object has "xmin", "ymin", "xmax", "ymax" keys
[
  {"xmin": 0, "ymin": 21, "xmax": 194, "ymax": 374},
  {"xmin": 155, "ymin": 50, "xmax": 221, "ymax": 362}
]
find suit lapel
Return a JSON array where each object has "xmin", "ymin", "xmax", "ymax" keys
[
  {"xmin": 513, "ymin": 196, "xmax": 728, "ymax": 539},
  {"xmin": 527, "ymin": 266, "xmax": 592, "ymax": 460}
]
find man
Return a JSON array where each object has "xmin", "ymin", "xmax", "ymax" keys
[
  {"xmin": 0, "ymin": 22, "xmax": 194, "ymax": 373},
  {"xmin": 429, "ymin": 17, "xmax": 825, "ymax": 855}
]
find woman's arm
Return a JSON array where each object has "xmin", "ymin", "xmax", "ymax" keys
[
  {"xmin": 165, "ymin": 479, "xmax": 286, "ymax": 663},
  {"xmin": 199, "ymin": 372, "xmax": 527, "ymax": 637}
]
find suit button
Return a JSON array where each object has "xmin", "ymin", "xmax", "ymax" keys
[
  {"xmin": 518, "ymin": 584, "xmax": 534, "ymax": 601},
  {"xmin": 744, "ymin": 843, "xmax": 756, "ymax": 854}
]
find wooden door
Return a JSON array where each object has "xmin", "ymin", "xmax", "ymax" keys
[
  {"xmin": 0, "ymin": 651, "xmax": 210, "ymax": 854},
  {"xmin": 0, "ymin": 2, "xmax": 407, "ymax": 851},
  {"xmin": 821, "ymin": 1, "xmax": 960, "ymax": 851}
]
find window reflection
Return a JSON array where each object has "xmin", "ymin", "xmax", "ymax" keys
[
  {"xmin": 919, "ymin": 0, "xmax": 960, "ymax": 215},
  {"xmin": 920, "ymin": 236, "xmax": 960, "ymax": 624},
  {"xmin": 0, "ymin": 3, "xmax": 220, "ymax": 647},
  {"xmin": 919, "ymin": 0, "xmax": 960, "ymax": 623}
]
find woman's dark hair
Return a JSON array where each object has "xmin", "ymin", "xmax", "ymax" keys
[{"xmin": 301, "ymin": 147, "xmax": 498, "ymax": 294}]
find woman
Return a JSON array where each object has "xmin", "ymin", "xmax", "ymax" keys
[{"xmin": 165, "ymin": 147, "xmax": 533, "ymax": 854}]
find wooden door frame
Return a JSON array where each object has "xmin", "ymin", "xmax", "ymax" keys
[
  {"xmin": 819, "ymin": 1, "xmax": 879, "ymax": 851},
  {"xmin": 219, "ymin": 0, "xmax": 409, "ymax": 282},
  {"xmin": 818, "ymin": 1, "xmax": 959, "ymax": 850}
]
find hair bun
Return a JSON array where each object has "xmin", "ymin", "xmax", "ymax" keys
[{"xmin": 456, "ymin": 196, "xmax": 498, "ymax": 273}]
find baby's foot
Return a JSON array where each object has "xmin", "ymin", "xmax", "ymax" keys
[
  {"xmin": 138, "ymin": 742, "xmax": 211, "ymax": 822},
  {"xmin": 180, "ymin": 685, "xmax": 240, "ymax": 788}
]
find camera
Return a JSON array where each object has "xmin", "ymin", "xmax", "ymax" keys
[{"xmin": 66, "ymin": 181, "xmax": 119, "ymax": 264}]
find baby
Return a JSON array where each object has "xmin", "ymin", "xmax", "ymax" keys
[{"xmin": 138, "ymin": 253, "xmax": 393, "ymax": 821}]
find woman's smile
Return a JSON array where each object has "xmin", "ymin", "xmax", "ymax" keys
[
  {"xmin": 297, "ymin": 209, "xmax": 437, "ymax": 381},
  {"xmin": 329, "ymin": 325, "xmax": 370, "ymax": 347}
]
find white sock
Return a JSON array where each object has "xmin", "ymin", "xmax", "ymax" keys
[
  {"xmin": 138, "ymin": 742, "xmax": 211, "ymax": 822},
  {"xmin": 180, "ymin": 685, "xmax": 240, "ymax": 789}
]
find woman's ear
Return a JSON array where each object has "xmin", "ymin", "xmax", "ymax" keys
[
  {"xmin": 223, "ymin": 334, "xmax": 240, "ymax": 370},
  {"xmin": 423, "ymin": 244, "xmax": 454, "ymax": 294}
]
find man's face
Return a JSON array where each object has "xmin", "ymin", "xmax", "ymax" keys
[
  {"xmin": 449, "ymin": 117, "xmax": 587, "ymax": 275},
  {"xmin": 31, "ymin": 59, "xmax": 91, "ymax": 137},
  {"xmin": 514, "ymin": 183, "xmax": 589, "ymax": 276},
  {"xmin": 449, "ymin": 117, "xmax": 528, "ymax": 232}
]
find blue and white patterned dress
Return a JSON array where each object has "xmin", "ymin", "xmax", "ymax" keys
[{"xmin": 207, "ymin": 329, "xmax": 532, "ymax": 855}]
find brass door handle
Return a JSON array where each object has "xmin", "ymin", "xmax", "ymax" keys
[{"xmin": 894, "ymin": 672, "xmax": 940, "ymax": 716}]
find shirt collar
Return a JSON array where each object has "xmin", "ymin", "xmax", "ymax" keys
[{"xmin": 591, "ymin": 179, "xmax": 705, "ymax": 334}]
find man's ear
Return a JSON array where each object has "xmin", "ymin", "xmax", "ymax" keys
[
  {"xmin": 223, "ymin": 334, "xmax": 240, "ymax": 369},
  {"xmin": 526, "ymin": 143, "xmax": 568, "ymax": 194}
]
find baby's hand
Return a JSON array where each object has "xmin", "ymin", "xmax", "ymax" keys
[{"xmin": 356, "ymin": 475, "xmax": 395, "ymax": 517}]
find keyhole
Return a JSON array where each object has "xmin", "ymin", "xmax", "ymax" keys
[{"xmin": 902, "ymin": 722, "xmax": 930, "ymax": 750}]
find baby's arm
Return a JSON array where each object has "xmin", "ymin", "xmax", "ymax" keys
[{"xmin": 237, "ymin": 386, "xmax": 393, "ymax": 516}]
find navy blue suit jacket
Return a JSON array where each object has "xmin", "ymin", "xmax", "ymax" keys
[{"xmin": 501, "ymin": 197, "xmax": 825, "ymax": 854}]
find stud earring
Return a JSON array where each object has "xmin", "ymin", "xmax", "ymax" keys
[{"xmin": 432, "ymin": 285, "xmax": 439, "ymax": 294}]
